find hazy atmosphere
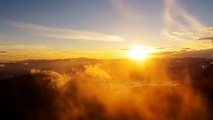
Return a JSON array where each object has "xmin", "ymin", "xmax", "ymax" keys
[
  {"xmin": 0, "ymin": 0, "xmax": 213, "ymax": 120},
  {"xmin": 1, "ymin": 0, "xmax": 213, "ymax": 60}
]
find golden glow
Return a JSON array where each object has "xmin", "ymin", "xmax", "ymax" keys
[{"xmin": 128, "ymin": 46, "xmax": 149, "ymax": 60}]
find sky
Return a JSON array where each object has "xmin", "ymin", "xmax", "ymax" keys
[{"xmin": 0, "ymin": 0, "xmax": 213, "ymax": 60}]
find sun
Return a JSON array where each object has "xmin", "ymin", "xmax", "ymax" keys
[{"xmin": 128, "ymin": 46, "xmax": 149, "ymax": 60}]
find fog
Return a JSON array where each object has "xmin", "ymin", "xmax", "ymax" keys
[{"xmin": 0, "ymin": 58, "xmax": 212, "ymax": 120}]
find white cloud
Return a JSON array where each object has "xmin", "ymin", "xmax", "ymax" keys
[
  {"xmin": 7, "ymin": 21, "xmax": 125, "ymax": 42},
  {"xmin": 163, "ymin": 0, "xmax": 211, "ymax": 41},
  {"xmin": 110, "ymin": 0, "xmax": 142, "ymax": 20}
]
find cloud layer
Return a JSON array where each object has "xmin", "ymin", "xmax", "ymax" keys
[{"xmin": 0, "ymin": 59, "xmax": 212, "ymax": 119}]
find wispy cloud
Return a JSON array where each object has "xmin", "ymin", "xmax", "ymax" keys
[
  {"xmin": 204, "ymin": 27, "xmax": 213, "ymax": 34},
  {"xmin": 180, "ymin": 47, "xmax": 191, "ymax": 51},
  {"xmin": 6, "ymin": 21, "xmax": 125, "ymax": 42},
  {"xmin": 197, "ymin": 27, "xmax": 213, "ymax": 42},
  {"xmin": 119, "ymin": 48, "xmax": 130, "ymax": 51},
  {"xmin": 0, "ymin": 44, "xmax": 48, "ymax": 50},
  {"xmin": 199, "ymin": 37, "xmax": 213, "ymax": 42},
  {"xmin": 163, "ymin": 0, "xmax": 211, "ymax": 41},
  {"xmin": 0, "ymin": 44, "xmax": 49, "ymax": 60},
  {"xmin": 110, "ymin": 0, "xmax": 142, "ymax": 20}
]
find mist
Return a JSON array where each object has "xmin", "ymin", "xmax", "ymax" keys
[{"xmin": 0, "ymin": 58, "xmax": 212, "ymax": 120}]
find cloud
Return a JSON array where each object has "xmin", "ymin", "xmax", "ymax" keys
[
  {"xmin": 0, "ymin": 44, "xmax": 48, "ymax": 50},
  {"xmin": 30, "ymin": 69, "xmax": 71, "ymax": 88},
  {"xmin": 6, "ymin": 21, "xmax": 125, "ymax": 42},
  {"xmin": 120, "ymin": 48, "xmax": 130, "ymax": 51},
  {"xmin": 110, "ymin": 0, "xmax": 142, "ymax": 20},
  {"xmin": 199, "ymin": 37, "xmax": 213, "ymax": 42},
  {"xmin": 163, "ymin": 0, "xmax": 210, "ymax": 41},
  {"xmin": 0, "ymin": 59, "xmax": 211, "ymax": 119},
  {"xmin": 173, "ymin": 48, "xmax": 213, "ymax": 58},
  {"xmin": 155, "ymin": 47, "xmax": 167, "ymax": 50},
  {"xmin": 0, "ymin": 44, "xmax": 52, "ymax": 62},
  {"xmin": 84, "ymin": 64, "xmax": 111, "ymax": 80},
  {"xmin": 151, "ymin": 51, "xmax": 176, "ymax": 56},
  {"xmin": 181, "ymin": 47, "xmax": 191, "ymax": 50},
  {"xmin": 0, "ymin": 51, "xmax": 7, "ymax": 54}
]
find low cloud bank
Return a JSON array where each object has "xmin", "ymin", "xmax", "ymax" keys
[{"xmin": 0, "ymin": 59, "xmax": 212, "ymax": 120}]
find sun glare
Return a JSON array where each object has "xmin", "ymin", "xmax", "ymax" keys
[{"xmin": 128, "ymin": 46, "xmax": 150, "ymax": 60}]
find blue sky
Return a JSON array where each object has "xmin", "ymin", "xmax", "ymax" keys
[{"xmin": 0, "ymin": 0, "xmax": 213, "ymax": 60}]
